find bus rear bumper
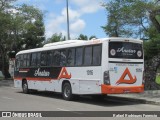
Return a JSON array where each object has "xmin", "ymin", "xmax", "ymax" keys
[{"xmin": 101, "ymin": 85, "xmax": 144, "ymax": 94}]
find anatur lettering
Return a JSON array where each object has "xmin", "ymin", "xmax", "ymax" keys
[
  {"xmin": 34, "ymin": 68, "xmax": 50, "ymax": 77},
  {"xmin": 117, "ymin": 47, "xmax": 136, "ymax": 53}
]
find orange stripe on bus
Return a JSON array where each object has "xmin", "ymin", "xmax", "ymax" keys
[{"xmin": 101, "ymin": 84, "xmax": 144, "ymax": 94}]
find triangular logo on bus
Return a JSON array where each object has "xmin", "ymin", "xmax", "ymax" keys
[
  {"xmin": 58, "ymin": 67, "xmax": 71, "ymax": 80},
  {"xmin": 116, "ymin": 67, "xmax": 137, "ymax": 85}
]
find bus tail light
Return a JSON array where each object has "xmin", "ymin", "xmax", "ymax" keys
[
  {"xmin": 104, "ymin": 71, "xmax": 110, "ymax": 85},
  {"xmin": 142, "ymin": 71, "xmax": 145, "ymax": 84}
]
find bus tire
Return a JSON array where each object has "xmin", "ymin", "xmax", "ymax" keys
[
  {"xmin": 62, "ymin": 82, "xmax": 73, "ymax": 101},
  {"xmin": 22, "ymin": 80, "xmax": 29, "ymax": 94}
]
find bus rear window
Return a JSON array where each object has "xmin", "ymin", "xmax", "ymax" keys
[{"xmin": 109, "ymin": 42, "xmax": 143, "ymax": 59}]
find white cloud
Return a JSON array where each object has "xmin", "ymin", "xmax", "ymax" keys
[
  {"xmin": 62, "ymin": 8, "xmax": 80, "ymax": 22},
  {"xmin": 45, "ymin": 15, "xmax": 66, "ymax": 38},
  {"xmin": 70, "ymin": 19, "xmax": 85, "ymax": 33},
  {"xmin": 71, "ymin": 0, "xmax": 103, "ymax": 14},
  {"xmin": 15, "ymin": 0, "xmax": 104, "ymax": 39},
  {"xmin": 46, "ymin": 7, "xmax": 85, "ymax": 39}
]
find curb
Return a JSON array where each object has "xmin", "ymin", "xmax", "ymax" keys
[
  {"xmin": 145, "ymin": 100, "xmax": 160, "ymax": 105},
  {"xmin": 0, "ymin": 79, "xmax": 14, "ymax": 87},
  {"xmin": 108, "ymin": 95, "xmax": 160, "ymax": 106}
]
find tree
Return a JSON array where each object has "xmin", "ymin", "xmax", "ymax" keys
[
  {"xmin": 46, "ymin": 33, "xmax": 65, "ymax": 43},
  {"xmin": 0, "ymin": 0, "xmax": 16, "ymax": 11},
  {"xmin": 102, "ymin": 0, "xmax": 155, "ymax": 38},
  {"xmin": 15, "ymin": 4, "xmax": 45, "ymax": 50},
  {"xmin": 0, "ymin": 0, "xmax": 16, "ymax": 78},
  {"xmin": 77, "ymin": 34, "xmax": 97, "ymax": 40},
  {"xmin": 0, "ymin": 1, "xmax": 45, "ymax": 78},
  {"xmin": 78, "ymin": 34, "xmax": 88, "ymax": 40},
  {"xmin": 102, "ymin": 0, "xmax": 160, "ymax": 90},
  {"xmin": 89, "ymin": 35, "xmax": 97, "ymax": 40}
]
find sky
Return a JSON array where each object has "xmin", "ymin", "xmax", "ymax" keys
[{"xmin": 14, "ymin": 0, "xmax": 107, "ymax": 40}]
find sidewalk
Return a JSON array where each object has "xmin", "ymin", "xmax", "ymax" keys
[
  {"xmin": 109, "ymin": 90, "xmax": 160, "ymax": 105},
  {"xmin": 0, "ymin": 79, "xmax": 14, "ymax": 87}
]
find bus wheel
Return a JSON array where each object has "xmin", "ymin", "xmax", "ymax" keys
[
  {"xmin": 62, "ymin": 82, "xmax": 73, "ymax": 101},
  {"xmin": 22, "ymin": 81, "xmax": 29, "ymax": 94}
]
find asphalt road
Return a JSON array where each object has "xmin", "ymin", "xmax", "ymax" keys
[{"xmin": 0, "ymin": 80, "xmax": 160, "ymax": 119}]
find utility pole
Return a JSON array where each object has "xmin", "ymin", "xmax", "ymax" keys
[{"xmin": 66, "ymin": 0, "xmax": 70, "ymax": 40}]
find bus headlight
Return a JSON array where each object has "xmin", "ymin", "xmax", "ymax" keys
[{"xmin": 104, "ymin": 71, "xmax": 110, "ymax": 85}]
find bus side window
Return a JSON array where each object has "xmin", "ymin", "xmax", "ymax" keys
[
  {"xmin": 31, "ymin": 53, "xmax": 37, "ymax": 66},
  {"xmin": 75, "ymin": 47, "xmax": 83, "ymax": 66},
  {"xmin": 15, "ymin": 55, "xmax": 20, "ymax": 71},
  {"xmin": 37, "ymin": 52, "xmax": 41, "ymax": 66},
  {"xmin": 93, "ymin": 45, "xmax": 101, "ymax": 66},
  {"xmin": 47, "ymin": 51, "xmax": 52, "ymax": 66},
  {"xmin": 60, "ymin": 49, "xmax": 67, "ymax": 66},
  {"xmin": 23, "ymin": 54, "xmax": 27, "ymax": 67},
  {"xmin": 84, "ymin": 46, "xmax": 92, "ymax": 66},
  {"xmin": 26, "ymin": 54, "xmax": 30, "ymax": 67},
  {"xmin": 67, "ymin": 48, "xmax": 75, "ymax": 66},
  {"xmin": 53, "ymin": 50, "xmax": 60, "ymax": 66},
  {"xmin": 41, "ymin": 52, "xmax": 47, "ymax": 66},
  {"xmin": 19, "ymin": 55, "xmax": 23, "ymax": 68}
]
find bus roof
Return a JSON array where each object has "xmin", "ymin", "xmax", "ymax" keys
[
  {"xmin": 43, "ymin": 40, "xmax": 85, "ymax": 47},
  {"xmin": 16, "ymin": 37, "xmax": 142, "ymax": 55}
]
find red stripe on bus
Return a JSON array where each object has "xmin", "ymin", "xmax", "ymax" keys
[{"xmin": 14, "ymin": 77, "xmax": 54, "ymax": 81}]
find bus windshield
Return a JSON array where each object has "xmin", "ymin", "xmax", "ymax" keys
[{"xmin": 109, "ymin": 42, "xmax": 143, "ymax": 59}]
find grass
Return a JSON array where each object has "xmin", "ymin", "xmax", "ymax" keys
[
  {"xmin": 156, "ymin": 75, "xmax": 160, "ymax": 85},
  {"xmin": 0, "ymin": 77, "xmax": 3, "ymax": 80}
]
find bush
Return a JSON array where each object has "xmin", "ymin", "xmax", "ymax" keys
[{"xmin": 156, "ymin": 75, "xmax": 160, "ymax": 85}]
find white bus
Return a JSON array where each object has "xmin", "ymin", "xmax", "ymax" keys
[{"xmin": 14, "ymin": 37, "xmax": 144, "ymax": 100}]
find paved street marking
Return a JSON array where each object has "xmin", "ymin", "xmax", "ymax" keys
[
  {"xmin": 2, "ymin": 96, "xmax": 15, "ymax": 100},
  {"xmin": 57, "ymin": 108, "xmax": 83, "ymax": 115},
  {"xmin": 10, "ymin": 87, "xmax": 19, "ymax": 90},
  {"xmin": 57, "ymin": 108, "xmax": 70, "ymax": 111}
]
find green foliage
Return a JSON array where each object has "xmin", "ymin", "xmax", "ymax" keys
[
  {"xmin": 155, "ymin": 15, "xmax": 160, "ymax": 25},
  {"xmin": 144, "ymin": 24, "xmax": 160, "ymax": 59},
  {"xmin": 102, "ymin": 0, "xmax": 160, "ymax": 59},
  {"xmin": 144, "ymin": 37, "xmax": 160, "ymax": 60},
  {"xmin": 156, "ymin": 75, "xmax": 160, "ymax": 85},
  {"xmin": 0, "ymin": 12, "xmax": 11, "ymax": 43},
  {"xmin": 0, "ymin": 3, "xmax": 45, "ymax": 52},
  {"xmin": 46, "ymin": 33, "xmax": 65, "ymax": 43},
  {"xmin": 15, "ymin": 4, "xmax": 45, "ymax": 50},
  {"xmin": 0, "ymin": 0, "xmax": 16, "ymax": 11},
  {"xmin": 0, "ymin": 0, "xmax": 45, "ymax": 78},
  {"xmin": 89, "ymin": 35, "xmax": 97, "ymax": 40},
  {"xmin": 78, "ymin": 34, "xmax": 88, "ymax": 40},
  {"xmin": 102, "ymin": 0, "xmax": 155, "ymax": 38},
  {"xmin": 77, "ymin": 34, "xmax": 97, "ymax": 40}
]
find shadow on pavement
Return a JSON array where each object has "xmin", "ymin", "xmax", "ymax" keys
[
  {"xmin": 0, "ymin": 80, "xmax": 144, "ymax": 107},
  {"xmin": 16, "ymin": 90, "xmax": 143, "ymax": 107}
]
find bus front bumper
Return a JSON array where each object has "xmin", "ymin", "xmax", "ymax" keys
[{"xmin": 101, "ymin": 85, "xmax": 144, "ymax": 94}]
